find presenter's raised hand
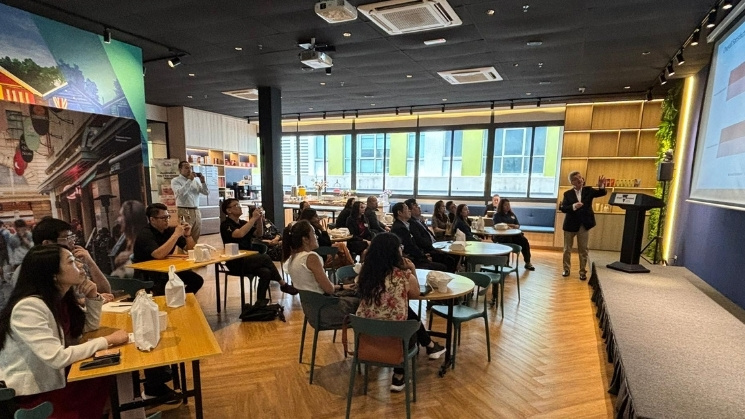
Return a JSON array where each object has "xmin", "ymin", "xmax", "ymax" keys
[{"xmin": 597, "ymin": 175, "xmax": 606, "ymax": 188}]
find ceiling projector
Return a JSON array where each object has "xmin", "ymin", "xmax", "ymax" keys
[
  {"xmin": 315, "ymin": 0, "xmax": 358, "ymax": 23},
  {"xmin": 300, "ymin": 50, "xmax": 333, "ymax": 69}
]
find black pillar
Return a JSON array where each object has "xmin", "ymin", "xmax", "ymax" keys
[{"xmin": 258, "ymin": 86, "xmax": 283, "ymax": 227}]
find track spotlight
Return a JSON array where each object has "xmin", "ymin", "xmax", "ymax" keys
[
  {"xmin": 666, "ymin": 63, "xmax": 675, "ymax": 76},
  {"xmin": 510, "ymin": 100, "xmax": 514, "ymax": 110},
  {"xmin": 722, "ymin": 1, "xmax": 733, "ymax": 10},
  {"xmin": 645, "ymin": 89, "xmax": 653, "ymax": 101},
  {"xmin": 246, "ymin": 116, "xmax": 251, "ymax": 123},
  {"xmin": 706, "ymin": 9, "xmax": 717, "ymax": 28},
  {"xmin": 167, "ymin": 57, "xmax": 182, "ymax": 68},
  {"xmin": 323, "ymin": 112, "xmax": 327, "ymax": 119},
  {"xmin": 395, "ymin": 107, "xmax": 399, "ymax": 115},
  {"xmin": 691, "ymin": 29, "xmax": 700, "ymax": 46},
  {"xmin": 676, "ymin": 51, "xmax": 685, "ymax": 65},
  {"xmin": 409, "ymin": 106, "xmax": 413, "ymax": 115},
  {"xmin": 342, "ymin": 111, "xmax": 346, "ymax": 119},
  {"xmin": 441, "ymin": 104, "xmax": 445, "ymax": 112},
  {"xmin": 297, "ymin": 114, "xmax": 301, "ymax": 122},
  {"xmin": 355, "ymin": 110, "xmax": 359, "ymax": 118},
  {"xmin": 326, "ymin": 68, "xmax": 332, "ymax": 76},
  {"xmin": 490, "ymin": 101, "xmax": 495, "ymax": 110},
  {"xmin": 103, "ymin": 28, "xmax": 111, "ymax": 44},
  {"xmin": 537, "ymin": 98, "xmax": 541, "ymax": 108},
  {"xmin": 659, "ymin": 74, "xmax": 667, "ymax": 85}
]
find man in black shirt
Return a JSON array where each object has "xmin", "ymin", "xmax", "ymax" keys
[
  {"xmin": 390, "ymin": 202, "xmax": 447, "ymax": 272},
  {"xmin": 220, "ymin": 199, "xmax": 297, "ymax": 302},
  {"xmin": 404, "ymin": 199, "xmax": 457, "ymax": 272},
  {"xmin": 364, "ymin": 196, "xmax": 389, "ymax": 235},
  {"xmin": 132, "ymin": 203, "xmax": 203, "ymax": 295}
]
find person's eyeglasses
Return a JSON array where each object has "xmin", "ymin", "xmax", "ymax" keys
[
  {"xmin": 57, "ymin": 234, "xmax": 76, "ymax": 243},
  {"xmin": 227, "ymin": 204, "xmax": 239, "ymax": 209},
  {"xmin": 151, "ymin": 215, "xmax": 171, "ymax": 220}
]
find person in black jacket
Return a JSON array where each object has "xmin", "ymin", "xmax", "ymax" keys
[
  {"xmin": 364, "ymin": 196, "xmax": 389, "ymax": 234},
  {"xmin": 335, "ymin": 198, "xmax": 355, "ymax": 229},
  {"xmin": 390, "ymin": 202, "xmax": 447, "ymax": 271},
  {"xmin": 559, "ymin": 171, "xmax": 606, "ymax": 280},
  {"xmin": 484, "ymin": 194, "xmax": 500, "ymax": 215},
  {"xmin": 492, "ymin": 198, "xmax": 534, "ymax": 271},
  {"xmin": 345, "ymin": 201, "xmax": 371, "ymax": 259},
  {"xmin": 404, "ymin": 199, "xmax": 457, "ymax": 272},
  {"xmin": 452, "ymin": 204, "xmax": 480, "ymax": 241}
]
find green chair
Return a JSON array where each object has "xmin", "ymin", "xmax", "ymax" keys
[
  {"xmin": 429, "ymin": 272, "xmax": 493, "ymax": 368},
  {"xmin": 218, "ymin": 242, "xmax": 272, "ymax": 310},
  {"xmin": 345, "ymin": 316, "xmax": 420, "ymax": 419},
  {"xmin": 315, "ymin": 246, "xmax": 339, "ymax": 283},
  {"xmin": 484, "ymin": 243, "xmax": 521, "ymax": 300},
  {"xmin": 106, "ymin": 276, "xmax": 154, "ymax": 299},
  {"xmin": 14, "ymin": 401, "xmax": 53, "ymax": 419},
  {"xmin": 336, "ymin": 264, "xmax": 356, "ymax": 284},
  {"xmin": 0, "ymin": 387, "xmax": 15, "ymax": 419},
  {"xmin": 464, "ymin": 255, "xmax": 508, "ymax": 317},
  {"xmin": 298, "ymin": 290, "xmax": 347, "ymax": 384}
]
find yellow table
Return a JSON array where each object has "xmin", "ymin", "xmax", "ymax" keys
[
  {"xmin": 414, "ymin": 269, "xmax": 474, "ymax": 376},
  {"xmin": 69, "ymin": 294, "xmax": 221, "ymax": 419},
  {"xmin": 130, "ymin": 250, "xmax": 256, "ymax": 313}
]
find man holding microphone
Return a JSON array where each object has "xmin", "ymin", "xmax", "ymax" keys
[{"xmin": 171, "ymin": 161, "xmax": 208, "ymax": 242}]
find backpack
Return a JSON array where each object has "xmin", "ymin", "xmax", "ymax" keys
[{"xmin": 239, "ymin": 301, "xmax": 285, "ymax": 322}]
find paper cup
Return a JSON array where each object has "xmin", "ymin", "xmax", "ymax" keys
[
  {"xmin": 187, "ymin": 250, "xmax": 195, "ymax": 260},
  {"xmin": 158, "ymin": 311, "xmax": 168, "ymax": 331}
]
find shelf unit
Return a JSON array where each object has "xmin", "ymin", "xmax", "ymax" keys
[
  {"xmin": 185, "ymin": 147, "xmax": 257, "ymax": 190},
  {"xmin": 554, "ymin": 100, "xmax": 662, "ymax": 251}
]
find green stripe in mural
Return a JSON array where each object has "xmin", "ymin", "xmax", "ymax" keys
[
  {"xmin": 389, "ymin": 133, "xmax": 407, "ymax": 176},
  {"xmin": 461, "ymin": 130, "xmax": 484, "ymax": 176},
  {"xmin": 327, "ymin": 135, "xmax": 343, "ymax": 175}
]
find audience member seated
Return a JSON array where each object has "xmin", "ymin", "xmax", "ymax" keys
[
  {"xmin": 484, "ymin": 194, "xmax": 500, "ymax": 215},
  {"xmin": 133, "ymin": 203, "xmax": 204, "ymax": 295},
  {"xmin": 112, "ymin": 200, "xmax": 148, "ymax": 278},
  {"xmin": 446, "ymin": 200, "xmax": 457, "ymax": 224},
  {"xmin": 431, "ymin": 200, "xmax": 449, "ymax": 240},
  {"xmin": 356, "ymin": 233, "xmax": 446, "ymax": 392},
  {"xmin": 403, "ymin": 199, "xmax": 457, "ymax": 272},
  {"xmin": 220, "ymin": 199, "xmax": 298, "ymax": 302},
  {"xmin": 299, "ymin": 209, "xmax": 354, "ymax": 269},
  {"xmin": 452, "ymin": 204, "xmax": 481, "ymax": 241},
  {"xmin": 0, "ymin": 244, "xmax": 129, "ymax": 417},
  {"xmin": 345, "ymin": 201, "xmax": 372, "ymax": 259},
  {"xmin": 283, "ymin": 221, "xmax": 359, "ymax": 328},
  {"xmin": 365, "ymin": 196, "xmax": 389, "ymax": 234},
  {"xmin": 335, "ymin": 198, "xmax": 355, "ymax": 229},
  {"xmin": 390, "ymin": 202, "xmax": 448, "ymax": 272},
  {"xmin": 492, "ymin": 198, "xmax": 535, "ymax": 271},
  {"xmin": 259, "ymin": 215, "xmax": 283, "ymax": 261}
]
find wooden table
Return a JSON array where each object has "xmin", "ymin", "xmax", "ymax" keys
[
  {"xmin": 130, "ymin": 250, "xmax": 256, "ymax": 313},
  {"xmin": 414, "ymin": 269, "xmax": 475, "ymax": 377},
  {"xmin": 474, "ymin": 227, "xmax": 522, "ymax": 237},
  {"xmin": 69, "ymin": 294, "xmax": 221, "ymax": 419},
  {"xmin": 330, "ymin": 234, "xmax": 353, "ymax": 242}
]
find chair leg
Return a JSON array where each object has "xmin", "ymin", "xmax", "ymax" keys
[
  {"xmin": 223, "ymin": 274, "xmax": 229, "ymax": 311},
  {"xmin": 248, "ymin": 277, "xmax": 254, "ymax": 305},
  {"xmin": 484, "ymin": 316, "xmax": 491, "ymax": 362},
  {"xmin": 362, "ymin": 364, "xmax": 369, "ymax": 395},
  {"xmin": 452, "ymin": 324, "xmax": 459, "ymax": 369},
  {"xmin": 310, "ymin": 328, "xmax": 320, "ymax": 384},
  {"xmin": 333, "ymin": 329, "xmax": 337, "ymax": 343},
  {"xmin": 345, "ymin": 358, "xmax": 357, "ymax": 419},
  {"xmin": 404, "ymin": 359, "xmax": 412, "ymax": 419},
  {"xmin": 412, "ymin": 354, "xmax": 417, "ymax": 402},
  {"xmin": 516, "ymin": 270, "xmax": 521, "ymax": 300},
  {"xmin": 500, "ymin": 281, "xmax": 505, "ymax": 318},
  {"xmin": 299, "ymin": 317, "xmax": 308, "ymax": 363},
  {"xmin": 239, "ymin": 275, "xmax": 246, "ymax": 308}
]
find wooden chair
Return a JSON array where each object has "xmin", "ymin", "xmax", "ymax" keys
[
  {"xmin": 298, "ymin": 290, "xmax": 347, "ymax": 384},
  {"xmin": 429, "ymin": 272, "xmax": 493, "ymax": 368},
  {"xmin": 345, "ymin": 316, "xmax": 420, "ymax": 419},
  {"xmin": 106, "ymin": 276, "xmax": 154, "ymax": 299}
]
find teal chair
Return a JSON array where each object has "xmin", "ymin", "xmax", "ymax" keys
[
  {"xmin": 315, "ymin": 246, "xmax": 339, "ymax": 283},
  {"xmin": 106, "ymin": 276, "xmax": 154, "ymax": 299},
  {"xmin": 345, "ymin": 316, "xmax": 420, "ymax": 419},
  {"xmin": 0, "ymin": 387, "xmax": 15, "ymax": 419},
  {"xmin": 298, "ymin": 290, "xmax": 347, "ymax": 384},
  {"xmin": 218, "ymin": 242, "xmax": 272, "ymax": 310},
  {"xmin": 14, "ymin": 401, "xmax": 53, "ymax": 419},
  {"xmin": 429, "ymin": 272, "xmax": 493, "ymax": 368},
  {"xmin": 481, "ymin": 243, "xmax": 521, "ymax": 300},
  {"xmin": 335, "ymin": 264, "xmax": 356, "ymax": 284},
  {"xmin": 465, "ymin": 255, "xmax": 508, "ymax": 317}
]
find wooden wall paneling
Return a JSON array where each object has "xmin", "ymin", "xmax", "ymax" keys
[
  {"xmin": 559, "ymin": 160, "xmax": 588, "ymax": 187},
  {"xmin": 641, "ymin": 101, "xmax": 663, "ymax": 128},
  {"xmin": 638, "ymin": 131, "xmax": 659, "ymax": 157},
  {"xmin": 562, "ymin": 132, "xmax": 590, "ymax": 157},
  {"xmin": 564, "ymin": 105, "xmax": 593, "ymax": 130},
  {"xmin": 617, "ymin": 131, "xmax": 639, "ymax": 157},
  {"xmin": 588, "ymin": 132, "xmax": 619, "ymax": 157},
  {"xmin": 591, "ymin": 103, "xmax": 642, "ymax": 130}
]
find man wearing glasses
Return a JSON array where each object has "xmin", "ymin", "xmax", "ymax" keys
[{"xmin": 132, "ymin": 203, "xmax": 203, "ymax": 295}]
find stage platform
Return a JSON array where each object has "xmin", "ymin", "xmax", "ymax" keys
[{"xmin": 589, "ymin": 252, "xmax": 745, "ymax": 418}]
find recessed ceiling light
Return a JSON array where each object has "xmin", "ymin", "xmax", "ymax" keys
[
  {"xmin": 320, "ymin": 82, "xmax": 326, "ymax": 86},
  {"xmin": 513, "ymin": 63, "xmax": 519, "ymax": 67},
  {"xmin": 523, "ymin": 5, "xmax": 530, "ymax": 12},
  {"xmin": 309, "ymin": 107, "xmax": 314, "ymax": 110},
  {"xmin": 234, "ymin": 47, "xmax": 243, "ymax": 51},
  {"xmin": 254, "ymin": 111, "xmax": 259, "ymax": 114},
  {"xmin": 624, "ymin": 86, "xmax": 631, "ymax": 89},
  {"xmin": 187, "ymin": 95, "xmax": 193, "ymax": 99},
  {"xmin": 538, "ymin": 62, "xmax": 544, "ymax": 67},
  {"xmin": 642, "ymin": 51, "xmax": 651, "ymax": 55},
  {"xmin": 486, "ymin": 9, "xmax": 495, "ymax": 15},
  {"xmin": 370, "ymin": 103, "xmax": 376, "ymax": 106},
  {"xmin": 539, "ymin": 81, "xmax": 551, "ymax": 85},
  {"xmin": 442, "ymin": 98, "xmax": 447, "ymax": 101},
  {"xmin": 364, "ymin": 95, "xmax": 375, "ymax": 98},
  {"xmin": 343, "ymin": 32, "xmax": 352, "ymax": 37},
  {"xmin": 525, "ymin": 92, "xmax": 532, "ymax": 96},
  {"xmin": 526, "ymin": 40, "xmax": 542, "ymax": 46},
  {"xmin": 406, "ymin": 74, "xmax": 413, "ymax": 78},
  {"xmin": 188, "ymin": 73, "xmax": 195, "ymax": 77},
  {"xmin": 424, "ymin": 38, "xmax": 447, "ymax": 46}
]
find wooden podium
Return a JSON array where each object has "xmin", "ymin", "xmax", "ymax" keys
[{"xmin": 606, "ymin": 192, "xmax": 665, "ymax": 273}]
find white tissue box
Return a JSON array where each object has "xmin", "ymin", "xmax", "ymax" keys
[{"xmin": 225, "ymin": 243, "xmax": 239, "ymax": 256}]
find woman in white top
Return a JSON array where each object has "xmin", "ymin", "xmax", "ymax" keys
[
  {"xmin": 0, "ymin": 244, "xmax": 128, "ymax": 417},
  {"xmin": 282, "ymin": 221, "xmax": 359, "ymax": 328}
]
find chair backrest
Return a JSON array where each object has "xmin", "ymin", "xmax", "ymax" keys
[
  {"xmin": 298, "ymin": 290, "xmax": 341, "ymax": 330},
  {"xmin": 0, "ymin": 387, "xmax": 14, "ymax": 401},
  {"xmin": 314, "ymin": 246, "xmax": 339, "ymax": 257},
  {"xmin": 106, "ymin": 275, "xmax": 154, "ymax": 298},
  {"xmin": 505, "ymin": 243, "xmax": 521, "ymax": 264},
  {"xmin": 14, "ymin": 401, "xmax": 53, "ymax": 419},
  {"xmin": 348, "ymin": 315, "xmax": 419, "ymax": 366},
  {"xmin": 454, "ymin": 272, "xmax": 492, "ymax": 311},
  {"xmin": 251, "ymin": 242, "xmax": 268, "ymax": 254},
  {"xmin": 465, "ymin": 255, "xmax": 509, "ymax": 273},
  {"xmin": 336, "ymin": 265, "xmax": 356, "ymax": 282}
]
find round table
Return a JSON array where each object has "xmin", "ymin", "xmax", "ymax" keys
[
  {"xmin": 434, "ymin": 241, "xmax": 511, "ymax": 257},
  {"xmin": 330, "ymin": 234, "xmax": 353, "ymax": 242},
  {"xmin": 414, "ymin": 269, "xmax": 475, "ymax": 376},
  {"xmin": 474, "ymin": 227, "xmax": 522, "ymax": 237}
]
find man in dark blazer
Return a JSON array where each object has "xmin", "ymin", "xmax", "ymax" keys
[
  {"xmin": 484, "ymin": 194, "xmax": 500, "ymax": 215},
  {"xmin": 404, "ymin": 199, "xmax": 457, "ymax": 272},
  {"xmin": 390, "ymin": 202, "xmax": 447, "ymax": 271},
  {"xmin": 559, "ymin": 171, "xmax": 606, "ymax": 280},
  {"xmin": 364, "ymin": 196, "xmax": 389, "ymax": 234}
]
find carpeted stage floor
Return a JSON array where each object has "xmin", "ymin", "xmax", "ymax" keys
[{"xmin": 591, "ymin": 252, "xmax": 745, "ymax": 418}]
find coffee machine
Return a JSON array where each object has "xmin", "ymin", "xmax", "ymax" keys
[{"xmin": 231, "ymin": 182, "xmax": 247, "ymax": 200}]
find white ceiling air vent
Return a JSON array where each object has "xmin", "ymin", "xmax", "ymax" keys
[
  {"xmin": 437, "ymin": 67, "xmax": 503, "ymax": 85},
  {"xmin": 222, "ymin": 88, "xmax": 259, "ymax": 101},
  {"xmin": 358, "ymin": 0, "xmax": 462, "ymax": 35}
]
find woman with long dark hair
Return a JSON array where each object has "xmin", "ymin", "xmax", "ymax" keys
[
  {"xmin": 299, "ymin": 208, "xmax": 354, "ymax": 268},
  {"xmin": 431, "ymin": 200, "xmax": 449, "ymax": 240},
  {"xmin": 112, "ymin": 200, "xmax": 148, "ymax": 276},
  {"xmin": 283, "ymin": 221, "xmax": 359, "ymax": 327},
  {"xmin": 345, "ymin": 201, "xmax": 371, "ymax": 258},
  {"xmin": 452, "ymin": 204, "xmax": 480, "ymax": 241},
  {"xmin": 334, "ymin": 197, "xmax": 355, "ymax": 229},
  {"xmin": 0, "ymin": 244, "xmax": 128, "ymax": 417},
  {"xmin": 493, "ymin": 198, "xmax": 535, "ymax": 270},
  {"xmin": 356, "ymin": 233, "xmax": 445, "ymax": 392}
]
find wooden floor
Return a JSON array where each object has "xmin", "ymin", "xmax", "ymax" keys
[{"xmin": 161, "ymin": 235, "xmax": 615, "ymax": 418}]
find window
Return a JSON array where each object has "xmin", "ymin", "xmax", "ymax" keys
[
  {"xmin": 450, "ymin": 129, "xmax": 487, "ymax": 197},
  {"xmin": 356, "ymin": 133, "xmax": 386, "ymax": 193},
  {"xmin": 281, "ymin": 136, "xmax": 298, "ymax": 191},
  {"xmin": 385, "ymin": 132, "xmax": 415, "ymax": 195},
  {"xmin": 5, "ymin": 111, "xmax": 23, "ymax": 138},
  {"xmin": 326, "ymin": 134, "xmax": 351, "ymax": 192},
  {"xmin": 418, "ymin": 130, "xmax": 451, "ymax": 195}
]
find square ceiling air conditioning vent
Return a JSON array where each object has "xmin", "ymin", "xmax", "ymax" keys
[
  {"xmin": 438, "ymin": 67, "xmax": 503, "ymax": 85},
  {"xmin": 358, "ymin": 0, "xmax": 462, "ymax": 35},
  {"xmin": 222, "ymin": 88, "xmax": 259, "ymax": 101}
]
